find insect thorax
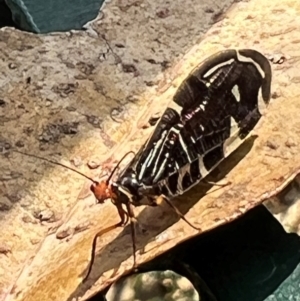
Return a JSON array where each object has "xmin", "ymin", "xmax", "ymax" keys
[{"xmin": 113, "ymin": 168, "xmax": 163, "ymax": 206}]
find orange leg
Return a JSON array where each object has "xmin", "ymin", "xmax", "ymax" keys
[
  {"xmin": 156, "ymin": 195, "xmax": 202, "ymax": 231},
  {"xmin": 83, "ymin": 203, "xmax": 128, "ymax": 282},
  {"xmin": 125, "ymin": 202, "xmax": 138, "ymax": 270},
  {"xmin": 202, "ymin": 179, "xmax": 231, "ymax": 187}
]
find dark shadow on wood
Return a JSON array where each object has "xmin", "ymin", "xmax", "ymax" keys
[
  {"xmin": 90, "ymin": 206, "xmax": 300, "ymax": 301},
  {"xmin": 172, "ymin": 206, "xmax": 300, "ymax": 301}
]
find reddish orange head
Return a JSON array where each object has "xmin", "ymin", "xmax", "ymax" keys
[
  {"xmin": 89, "ymin": 152, "xmax": 135, "ymax": 204},
  {"xmin": 90, "ymin": 181, "xmax": 117, "ymax": 203}
]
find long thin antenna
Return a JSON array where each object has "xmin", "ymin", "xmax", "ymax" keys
[
  {"xmin": 106, "ymin": 151, "xmax": 135, "ymax": 184},
  {"xmin": 12, "ymin": 149, "xmax": 98, "ymax": 184}
]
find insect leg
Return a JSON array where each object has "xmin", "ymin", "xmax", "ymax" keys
[
  {"xmin": 83, "ymin": 203, "xmax": 128, "ymax": 282},
  {"xmin": 202, "ymin": 179, "xmax": 231, "ymax": 187},
  {"xmin": 125, "ymin": 202, "xmax": 138, "ymax": 270},
  {"xmin": 155, "ymin": 195, "xmax": 202, "ymax": 231}
]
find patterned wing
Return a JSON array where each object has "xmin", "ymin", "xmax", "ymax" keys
[{"xmin": 120, "ymin": 49, "xmax": 271, "ymax": 197}]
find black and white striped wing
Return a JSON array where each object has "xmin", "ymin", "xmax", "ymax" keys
[{"xmin": 124, "ymin": 49, "xmax": 271, "ymax": 197}]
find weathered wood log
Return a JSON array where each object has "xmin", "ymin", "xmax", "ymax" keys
[{"xmin": 0, "ymin": 0, "xmax": 300, "ymax": 301}]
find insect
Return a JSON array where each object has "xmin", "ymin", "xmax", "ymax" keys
[{"xmin": 14, "ymin": 48, "xmax": 272, "ymax": 281}]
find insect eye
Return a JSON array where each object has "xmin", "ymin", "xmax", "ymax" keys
[{"xmin": 90, "ymin": 181, "xmax": 99, "ymax": 192}]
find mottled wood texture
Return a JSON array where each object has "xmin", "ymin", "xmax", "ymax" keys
[{"xmin": 0, "ymin": 0, "xmax": 300, "ymax": 300}]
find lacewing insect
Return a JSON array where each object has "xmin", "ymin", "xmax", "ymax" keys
[{"xmin": 14, "ymin": 49, "xmax": 272, "ymax": 281}]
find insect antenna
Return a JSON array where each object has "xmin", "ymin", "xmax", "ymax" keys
[
  {"xmin": 105, "ymin": 151, "xmax": 135, "ymax": 184},
  {"xmin": 14, "ymin": 148, "xmax": 138, "ymax": 280},
  {"xmin": 12, "ymin": 149, "xmax": 98, "ymax": 184}
]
